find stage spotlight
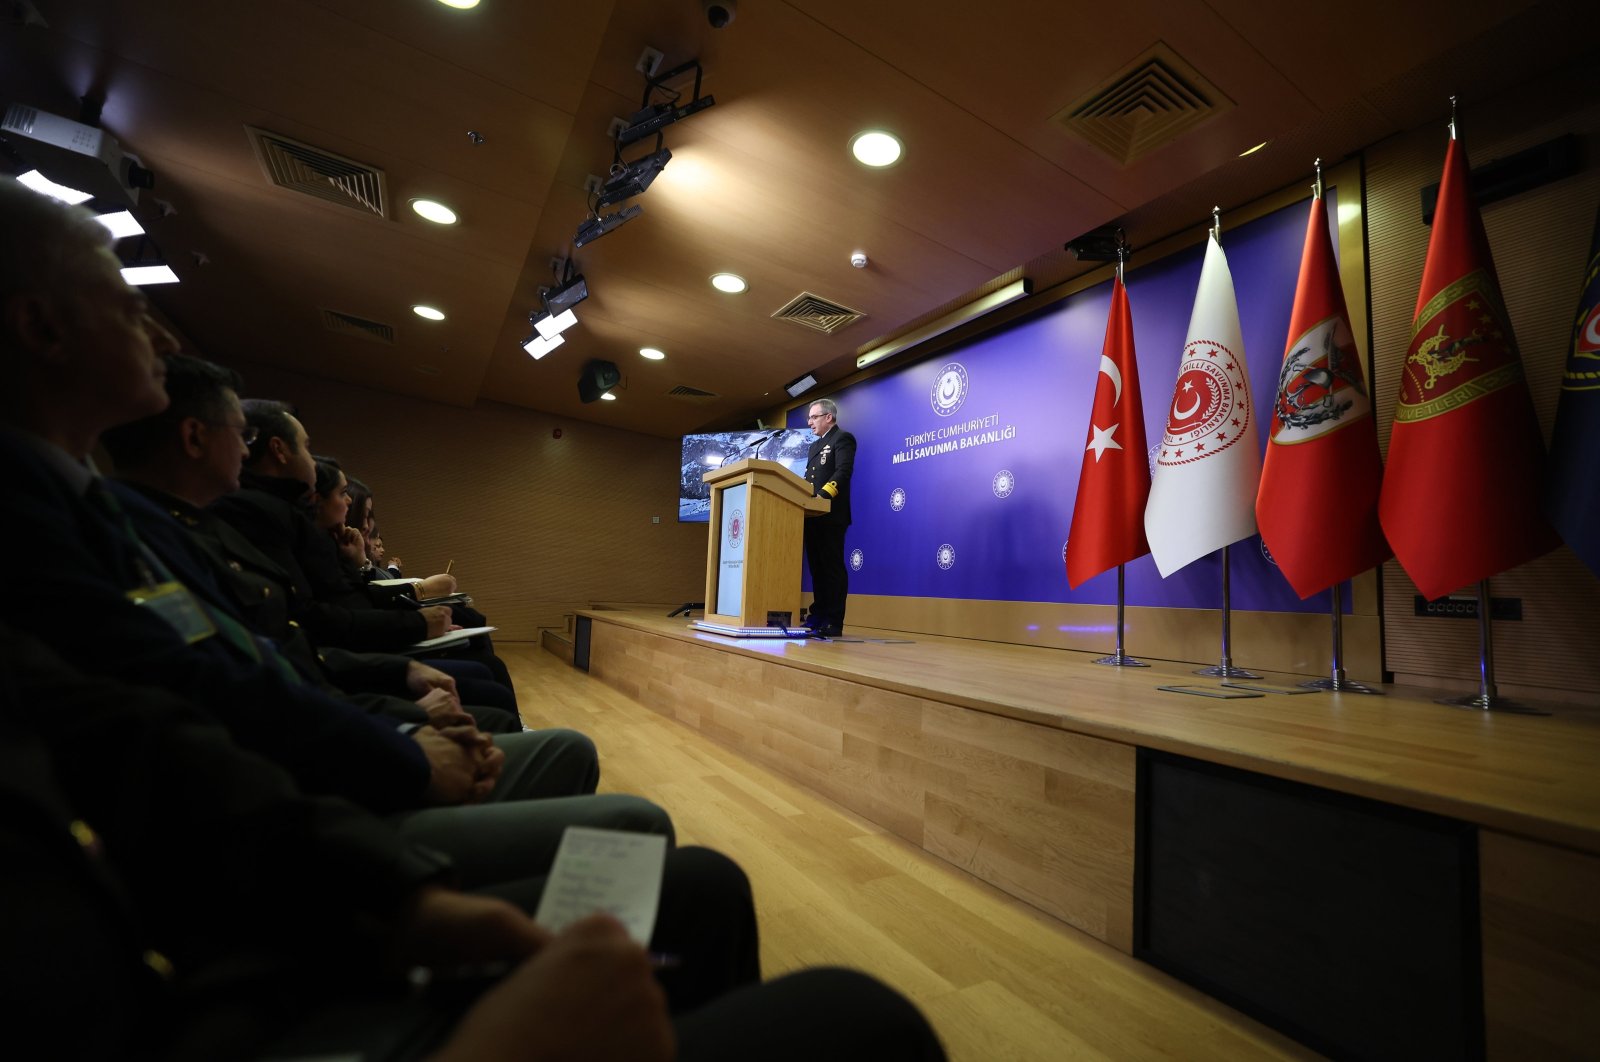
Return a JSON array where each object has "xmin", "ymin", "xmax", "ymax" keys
[
  {"xmin": 595, "ymin": 147, "xmax": 671, "ymax": 208},
  {"xmin": 784, "ymin": 372, "xmax": 818, "ymax": 398},
  {"xmin": 616, "ymin": 97, "xmax": 715, "ymax": 146},
  {"xmin": 533, "ymin": 307, "xmax": 578, "ymax": 340},
  {"xmin": 578, "ymin": 358, "xmax": 621, "ymax": 403},
  {"xmin": 522, "ymin": 332, "xmax": 564, "ymax": 360},
  {"xmin": 544, "ymin": 273, "xmax": 589, "ymax": 314},
  {"xmin": 616, "ymin": 58, "xmax": 716, "ymax": 146},
  {"xmin": 574, "ymin": 205, "xmax": 641, "ymax": 247}
]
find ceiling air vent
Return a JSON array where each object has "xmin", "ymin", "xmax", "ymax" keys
[
  {"xmin": 1051, "ymin": 43, "xmax": 1233, "ymax": 165},
  {"xmin": 771, "ymin": 291, "xmax": 866, "ymax": 335},
  {"xmin": 321, "ymin": 309, "xmax": 394, "ymax": 344},
  {"xmin": 247, "ymin": 126, "xmax": 389, "ymax": 217},
  {"xmin": 667, "ymin": 384, "xmax": 718, "ymax": 401}
]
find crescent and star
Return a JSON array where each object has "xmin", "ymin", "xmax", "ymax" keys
[{"xmin": 1086, "ymin": 356, "xmax": 1125, "ymax": 462}]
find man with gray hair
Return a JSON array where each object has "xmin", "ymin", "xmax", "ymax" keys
[{"xmin": 802, "ymin": 397, "xmax": 857, "ymax": 635}]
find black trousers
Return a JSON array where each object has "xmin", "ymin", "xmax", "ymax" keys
[{"xmin": 803, "ymin": 519, "xmax": 849, "ymax": 628}]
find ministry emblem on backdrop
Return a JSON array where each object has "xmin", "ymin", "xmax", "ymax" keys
[{"xmin": 929, "ymin": 362, "xmax": 969, "ymax": 417}]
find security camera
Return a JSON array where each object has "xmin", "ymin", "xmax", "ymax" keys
[{"xmin": 702, "ymin": 0, "xmax": 736, "ymax": 28}]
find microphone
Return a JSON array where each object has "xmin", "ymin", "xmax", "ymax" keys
[{"xmin": 728, "ymin": 429, "xmax": 782, "ymax": 461}]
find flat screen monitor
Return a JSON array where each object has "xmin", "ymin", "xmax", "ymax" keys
[{"xmin": 679, "ymin": 429, "xmax": 811, "ymax": 522}]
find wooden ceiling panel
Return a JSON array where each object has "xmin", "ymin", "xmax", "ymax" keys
[
  {"xmin": 39, "ymin": 0, "xmax": 574, "ymax": 204},
  {"xmin": 6, "ymin": 0, "xmax": 1586, "ymax": 442}
]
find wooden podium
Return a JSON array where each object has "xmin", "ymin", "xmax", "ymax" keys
[{"xmin": 692, "ymin": 458, "xmax": 828, "ymax": 636}]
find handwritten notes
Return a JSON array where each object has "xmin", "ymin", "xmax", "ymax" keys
[{"xmin": 533, "ymin": 827, "xmax": 668, "ymax": 945}]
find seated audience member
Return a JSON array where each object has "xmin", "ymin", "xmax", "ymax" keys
[
  {"xmin": 98, "ymin": 354, "xmax": 518, "ymax": 732},
  {"xmin": 0, "ymin": 179, "xmax": 944, "ymax": 1062},
  {"xmin": 215, "ymin": 404, "xmax": 516, "ymax": 692},
  {"xmin": 2, "ymin": 624, "xmax": 944, "ymax": 1061},
  {"xmin": 348, "ymin": 474, "xmax": 459, "ymax": 592},
  {"xmin": 0, "ymin": 176, "xmax": 680, "ymax": 889}
]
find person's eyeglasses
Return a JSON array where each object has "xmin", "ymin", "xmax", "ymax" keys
[
  {"xmin": 807, "ymin": 413, "xmax": 829, "ymax": 422},
  {"xmin": 211, "ymin": 421, "xmax": 260, "ymax": 446}
]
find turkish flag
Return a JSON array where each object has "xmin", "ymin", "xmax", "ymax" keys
[
  {"xmin": 1255, "ymin": 193, "xmax": 1391, "ymax": 597},
  {"xmin": 1145, "ymin": 234, "xmax": 1262, "ymax": 577},
  {"xmin": 1378, "ymin": 136, "xmax": 1558, "ymax": 600},
  {"xmin": 1066, "ymin": 275, "xmax": 1150, "ymax": 587}
]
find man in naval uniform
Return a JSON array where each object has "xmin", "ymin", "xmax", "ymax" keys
[{"xmin": 802, "ymin": 398, "xmax": 856, "ymax": 635}]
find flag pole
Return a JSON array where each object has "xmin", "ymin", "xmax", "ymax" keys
[
  {"xmin": 1192, "ymin": 207, "xmax": 1260, "ymax": 680},
  {"xmin": 1299, "ymin": 581, "xmax": 1380, "ymax": 693},
  {"xmin": 1437, "ymin": 578, "xmax": 1548, "ymax": 714},
  {"xmin": 1290, "ymin": 160, "xmax": 1380, "ymax": 695},
  {"xmin": 1093, "ymin": 563, "xmax": 1150, "ymax": 668},
  {"xmin": 1094, "ymin": 239, "xmax": 1149, "ymax": 669}
]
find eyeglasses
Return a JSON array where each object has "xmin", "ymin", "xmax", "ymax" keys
[
  {"xmin": 807, "ymin": 413, "xmax": 830, "ymax": 422},
  {"xmin": 210, "ymin": 421, "xmax": 260, "ymax": 446}
]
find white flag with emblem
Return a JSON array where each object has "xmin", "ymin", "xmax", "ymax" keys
[{"xmin": 1144, "ymin": 234, "xmax": 1262, "ymax": 576}]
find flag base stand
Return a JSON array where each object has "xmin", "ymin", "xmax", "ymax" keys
[
  {"xmin": 1436, "ymin": 691, "xmax": 1549, "ymax": 716},
  {"xmin": 1302, "ymin": 674, "xmax": 1381, "ymax": 695},
  {"xmin": 1091, "ymin": 565, "xmax": 1149, "ymax": 667},
  {"xmin": 1434, "ymin": 579, "xmax": 1550, "ymax": 716},
  {"xmin": 1194, "ymin": 662, "xmax": 1261, "ymax": 679},
  {"xmin": 1300, "ymin": 584, "xmax": 1382, "ymax": 694}
]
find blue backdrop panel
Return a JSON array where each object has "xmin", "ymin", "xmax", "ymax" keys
[{"xmin": 790, "ymin": 192, "xmax": 1354, "ymax": 616}]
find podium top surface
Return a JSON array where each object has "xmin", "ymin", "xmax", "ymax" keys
[{"xmin": 703, "ymin": 458, "xmax": 828, "ymax": 511}]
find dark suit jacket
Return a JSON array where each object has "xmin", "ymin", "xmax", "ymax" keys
[
  {"xmin": 0, "ymin": 624, "xmax": 449, "ymax": 1061},
  {"xmin": 804, "ymin": 426, "xmax": 856, "ymax": 526},
  {"xmin": 0, "ymin": 431, "xmax": 430, "ymax": 812},
  {"xmin": 210, "ymin": 472, "xmax": 428, "ymax": 652},
  {"xmin": 111, "ymin": 481, "xmax": 428, "ymax": 724}
]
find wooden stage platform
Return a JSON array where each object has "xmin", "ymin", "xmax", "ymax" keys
[{"xmin": 575, "ymin": 607, "xmax": 1600, "ymax": 1058}]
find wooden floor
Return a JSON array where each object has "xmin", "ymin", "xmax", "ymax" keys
[{"xmin": 501, "ymin": 641, "xmax": 1317, "ymax": 1061}]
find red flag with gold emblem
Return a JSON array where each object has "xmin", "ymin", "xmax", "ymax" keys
[
  {"xmin": 1067, "ymin": 275, "xmax": 1150, "ymax": 587},
  {"xmin": 1256, "ymin": 192, "xmax": 1390, "ymax": 597},
  {"xmin": 1378, "ymin": 134, "xmax": 1558, "ymax": 600}
]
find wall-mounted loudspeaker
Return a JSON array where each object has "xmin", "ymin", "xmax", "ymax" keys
[{"xmin": 577, "ymin": 359, "xmax": 621, "ymax": 403}]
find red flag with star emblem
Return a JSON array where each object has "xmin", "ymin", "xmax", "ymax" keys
[
  {"xmin": 1144, "ymin": 234, "xmax": 1262, "ymax": 576},
  {"xmin": 1066, "ymin": 274, "xmax": 1150, "ymax": 587},
  {"xmin": 1255, "ymin": 192, "xmax": 1391, "ymax": 597},
  {"xmin": 1378, "ymin": 135, "xmax": 1559, "ymax": 600}
]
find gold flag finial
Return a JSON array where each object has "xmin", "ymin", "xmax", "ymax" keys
[
  {"xmin": 1115, "ymin": 227, "xmax": 1128, "ymax": 282},
  {"xmin": 1210, "ymin": 206, "xmax": 1221, "ymax": 242},
  {"xmin": 1448, "ymin": 95, "xmax": 1458, "ymax": 141},
  {"xmin": 1313, "ymin": 158, "xmax": 1324, "ymax": 199}
]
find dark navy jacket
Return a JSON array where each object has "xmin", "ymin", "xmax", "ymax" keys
[{"xmin": 0, "ymin": 430, "xmax": 429, "ymax": 813}]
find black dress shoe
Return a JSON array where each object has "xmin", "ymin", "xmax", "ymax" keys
[{"xmin": 816, "ymin": 624, "xmax": 843, "ymax": 637}]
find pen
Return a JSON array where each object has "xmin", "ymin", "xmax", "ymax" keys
[{"xmin": 445, "ymin": 559, "xmax": 453, "ymax": 574}]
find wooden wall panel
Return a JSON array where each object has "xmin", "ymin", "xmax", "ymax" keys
[
  {"xmin": 1481, "ymin": 831, "xmax": 1600, "ymax": 1058},
  {"xmin": 1364, "ymin": 68, "xmax": 1600, "ymax": 697},
  {"xmin": 215, "ymin": 361, "xmax": 709, "ymax": 639},
  {"xmin": 587, "ymin": 620, "xmax": 1138, "ymax": 950}
]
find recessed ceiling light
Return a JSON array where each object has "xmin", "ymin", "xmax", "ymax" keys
[
  {"xmin": 410, "ymin": 198, "xmax": 458, "ymax": 224},
  {"xmin": 639, "ymin": 347, "xmax": 666, "ymax": 360},
  {"xmin": 850, "ymin": 130, "xmax": 903, "ymax": 167},
  {"xmin": 412, "ymin": 304, "xmax": 446, "ymax": 321},
  {"xmin": 435, "ymin": 0, "xmax": 480, "ymax": 8},
  {"xmin": 710, "ymin": 272, "xmax": 747, "ymax": 293},
  {"xmin": 600, "ymin": 391, "xmax": 618, "ymax": 401},
  {"xmin": 1239, "ymin": 140, "xmax": 1270, "ymax": 158}
]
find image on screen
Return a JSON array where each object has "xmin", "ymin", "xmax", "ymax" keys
[{"xmin": 679, "ymin": 429, "xmax": 811, "ymax": 522}]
